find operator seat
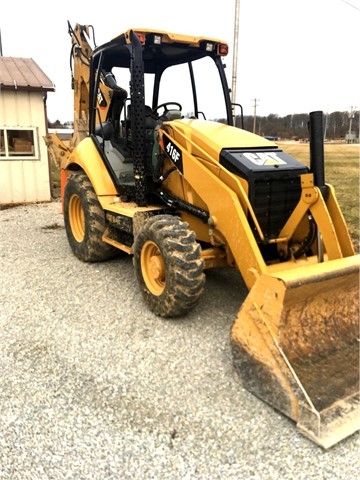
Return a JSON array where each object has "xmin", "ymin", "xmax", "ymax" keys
[
  {"xmin": 123, "ymin": 104, "xmax": 157, "ymax": 142},
  {"xmin": 107, "ymin": 87, "xmax": 128, "ymax": 132},
  {"xmin": 125, "ymin": 104, "xmax": 157, "ymax": 128}
]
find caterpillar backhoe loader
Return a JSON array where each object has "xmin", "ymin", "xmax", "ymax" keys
[{"xmin": 45, "ymin": 22, "xmax": 359, "ymax": 449}]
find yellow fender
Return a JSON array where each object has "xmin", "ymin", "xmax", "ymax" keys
[{"xmin": 65, "ymin": 137, "xmax": 117, "ymax": 206}]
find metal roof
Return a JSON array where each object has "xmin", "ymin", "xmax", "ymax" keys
[{"xmin": 0, "ymin": 57, "xmax": 55, "ymax": 92}]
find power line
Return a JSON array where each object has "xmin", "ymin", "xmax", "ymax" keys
[{"xmin": 339, "ymin": 0, "xmax": 360, "ymax": 11}]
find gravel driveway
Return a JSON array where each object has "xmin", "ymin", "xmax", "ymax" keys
[{"xmin": 0, "ymin": 200, "xmax": 358, "ymax": 479}]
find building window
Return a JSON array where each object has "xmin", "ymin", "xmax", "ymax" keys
[{"xmin": 0, "ymin": 127, "xmax": 38, "ymax": 159}]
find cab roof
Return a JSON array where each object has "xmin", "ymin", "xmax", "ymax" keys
[{"xmin": 93, "ymin": 28, "xmax": 229, "ymax": 73}]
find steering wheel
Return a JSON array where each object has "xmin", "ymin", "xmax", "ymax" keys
[{"xmin": 148, "ymin": 102, "xmax": 182, "ymax": 118}]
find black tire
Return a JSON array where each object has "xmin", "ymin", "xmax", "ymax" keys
[
  {"xmin": 63, "ymin": 171, "xmax": 118, "ymax": 262},
  {"xmin": 133, "ymin": 214, "xmax": 205, "ymax": 317}
]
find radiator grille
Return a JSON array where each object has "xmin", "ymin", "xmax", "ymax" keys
[{"xmin": 250, "ymin": 176, "xmax": 302, "ymax": 241}]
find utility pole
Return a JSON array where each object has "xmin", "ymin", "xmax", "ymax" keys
[
  {"xmin": 252, "ymin": 98, "xmax": 259, "ymax": 133},
  {"xmin": 347, "ymin": 106, "xmax": 355, "ymax": 142},
  {"xmin": 231, "ymin": 0, "xmax": 240, "ymax": 106}
]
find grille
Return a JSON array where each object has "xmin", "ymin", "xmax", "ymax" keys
[{"xmin": 250, "ymin": 176, "xmax": 302, "ymax": 242}]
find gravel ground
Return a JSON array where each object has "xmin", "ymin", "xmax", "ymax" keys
[{"xmin": 0, "ymin": 200, "xmax": 358, "ymax": 480}]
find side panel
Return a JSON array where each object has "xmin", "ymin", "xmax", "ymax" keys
[{"xmin": 160, "ymin": 124, "xmax": 267, "ymax": 287}]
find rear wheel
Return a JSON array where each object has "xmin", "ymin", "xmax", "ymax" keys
[
  {"xmin": 133, "ymin": 215, "xmax": 205, "ymax": 317},
  {"xmin": 64, "ymin": 171, "xmax": 118, "ymax": 262}
]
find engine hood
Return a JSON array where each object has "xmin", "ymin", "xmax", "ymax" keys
[{"xmin": 170, "ymin": 118, "xmax": 277, "ymax": 161}]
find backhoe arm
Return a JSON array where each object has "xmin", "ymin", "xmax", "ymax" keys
[{"xmin": 67, "ymin": 22, "xmax": 94, "ymax": 148}]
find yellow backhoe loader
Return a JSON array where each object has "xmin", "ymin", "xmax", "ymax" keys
[{"xmin": 45, "ymin": 22, "xmax": 359, "ymax": 449}]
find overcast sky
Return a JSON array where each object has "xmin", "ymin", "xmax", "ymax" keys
[{"xmin": 1, "ymin": 0, "xmax": 358, "ymax": 122}]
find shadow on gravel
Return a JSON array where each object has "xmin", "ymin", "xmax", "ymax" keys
[{"xmin": 41, "ymin": 222, "xmax": 65, "ymax": 230}]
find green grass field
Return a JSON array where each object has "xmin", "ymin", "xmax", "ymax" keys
[{"xmin": 278, "ymin": 142, "xmax": 359, "ymax": 250}]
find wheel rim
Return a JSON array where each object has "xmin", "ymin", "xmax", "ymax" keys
[
  {"xmin": 69, "ymin": 194, "xmax": 85, "ymax": 243},
  {"xmin": 141, "ymin": 240, "xmax": 166, "ymax": 295}
]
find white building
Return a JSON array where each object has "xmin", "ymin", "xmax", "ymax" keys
[{"xmin": 0, "ymin": 57, "xmax": 55, "ymax": 206}]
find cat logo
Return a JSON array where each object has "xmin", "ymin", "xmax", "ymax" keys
[{"xmin": 243, "ymin": 152, "xmax": 287, "ymax": 166}]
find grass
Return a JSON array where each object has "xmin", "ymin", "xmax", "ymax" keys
[
  {"xmin": 278, "ymin": 142, "xmax": 359, "ymax": 251},
  {"xmin": 50, "ymin": 142, "xmax": 359, "ymax": 251}
]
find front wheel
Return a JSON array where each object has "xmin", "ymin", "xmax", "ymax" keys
[
  {"xmin": 63, "ymin": 171, "xmax": 118, "ymax": 262},
  {"xmin": 133, "ymin": 215, "xmax": 205, "ymax": 317}
]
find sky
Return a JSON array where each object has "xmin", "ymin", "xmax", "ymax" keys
[{"xmin": 1, "ymin": 0, "xmax": 358, "ymax": 122}]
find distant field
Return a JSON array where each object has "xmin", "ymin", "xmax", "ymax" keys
[{"xmin": 278, "ymin": 142, "xmax": 359, "ymax": 250}]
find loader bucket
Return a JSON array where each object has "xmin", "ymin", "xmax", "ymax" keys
[{"xmin": 231, "ymin": 255, "xmax": 360, "ymax": 449}]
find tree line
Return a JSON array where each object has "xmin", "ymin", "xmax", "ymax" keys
[
  {"xmin": 231, "ymin": 111, "xmax": 359, "ymax": 140},
  {"xmin": 49, "ymin": 110, "xmax": 358, "ymax": 141}
]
